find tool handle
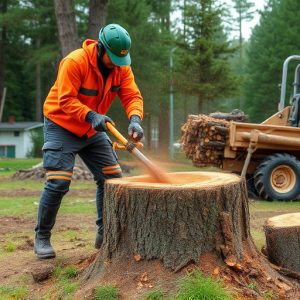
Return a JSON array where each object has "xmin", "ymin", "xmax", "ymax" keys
[
  {"xmin": 113, "ymin": 141, "xmax": 144, "ymax": 151},
  {"xmin": 106, "ymin": 122, "xmax": 128, "ymax": 146}
]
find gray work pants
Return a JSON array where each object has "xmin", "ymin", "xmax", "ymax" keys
[{"xmin": 35, "ymin": 118, "xmax": 122, "ymax": 239}]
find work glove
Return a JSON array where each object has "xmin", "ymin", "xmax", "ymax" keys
[
  {"xmin": 85, "ymin": 111, "xmax": 114, "ymax": 132},
  {"xmin": 128, "ymin": 115, "xmax": 143, "ymax": 142}
]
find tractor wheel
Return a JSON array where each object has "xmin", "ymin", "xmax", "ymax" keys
[{"xmin": 253, "ymin": 153, "xmax": 300, "ymax": 201}]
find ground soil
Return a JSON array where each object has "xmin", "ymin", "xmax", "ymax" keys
[{"xmin": 0, "ymin": 170, "xmax": 300, "ymax": 299}]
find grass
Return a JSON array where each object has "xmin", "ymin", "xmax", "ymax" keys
[
  {"xmin": 0, "ymin": 286, "xmax": 28, "ymax": 300},
  {"xmin": 249, "ymin": 200, "xmax": 300, "ymax": 211},
  {"xmin": 4, "ymin": 243, "xmax": 16, "ymax": 253},
  {"xmin": 144, "ymin": 289, "xmax": 165, "ymax": 300},
  {"xmin": 175, "ymin": 271, "xmax": 233, "ymax": 300},
  {"xmin": 0, "ymin": 196, "xmax": 95, "ymax": 217},
  {"xmin": 0, "ymin": 178, "xmax": 95, "ymax": 190},
  {"xmin": 0, "ymin": 158, "xmax": 42, "ymax": 176},
  {"xmin": 51, "ymin": 266, "xmax": 80, "ymax": 298},
  {"xmin": 94, "ymin": 284, "xmax": 119, "ymax": 300}
]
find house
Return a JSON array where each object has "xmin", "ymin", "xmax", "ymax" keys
[{"xmin": 0, "ymin": 120, "xmax": 43, "ymax": 158}]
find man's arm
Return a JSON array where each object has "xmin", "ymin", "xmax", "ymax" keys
[
  {"xmin": 56, "ymin": 58, "xmax": 91, "ymax": 122},
  {"xmin": 118, "ymin": 66, "xmax": 144, "ymax": 141}
]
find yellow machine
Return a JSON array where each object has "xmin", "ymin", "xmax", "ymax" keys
[{"xmin": 222, "ymin": 56, "xmax": 300, "ymax": 201}]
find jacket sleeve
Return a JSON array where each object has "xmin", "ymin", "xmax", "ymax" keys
[
  {"xmin": 56, "ymin": 58, "xmax": 91, "ymax": 122},
  {"xmin": 118, "ymin": 66, "xmax": 144, "ymax": 120}
]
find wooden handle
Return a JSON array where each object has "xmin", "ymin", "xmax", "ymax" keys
[{"xmin": 106, "ymin": 122, "xmax": 128, "ymax": 146}]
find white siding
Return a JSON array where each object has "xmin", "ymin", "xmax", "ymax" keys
[{"xmin": 0, "ymin": 130, "xmax": 33, "ymax": 158}]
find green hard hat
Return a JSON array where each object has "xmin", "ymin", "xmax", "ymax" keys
[{"xmin": 99, "ymin": 24, "xmax": 131, "ymax": 66}]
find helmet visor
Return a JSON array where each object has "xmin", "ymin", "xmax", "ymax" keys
[{"xmin": 106, "ymin": 47, "xmax": 131, "ymax": 66}]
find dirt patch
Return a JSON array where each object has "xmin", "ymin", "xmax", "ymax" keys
[
  {"xmin": 74, "ymin": 250, "xmax": 300, "ymax": 300},
  {"xmin": 0, "ymin": 214, "xmax": 96, "ymax": 286}
]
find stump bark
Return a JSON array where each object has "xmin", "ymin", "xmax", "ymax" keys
[
  {"xmin": 264, "ymin": 213, "xmax": 300, "ymax": 273},
  {"xmin": 88, "ymin": 172, "xmax": 257, "ymax": 273}
]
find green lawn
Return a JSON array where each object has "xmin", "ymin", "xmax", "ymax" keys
[
  {"xmin": 0, "ymin": 158, "xmax": 42, "ymax": 176},
  {"xmin": 1, "ymin": 158, "xmax": 300, "ymax": 250}
]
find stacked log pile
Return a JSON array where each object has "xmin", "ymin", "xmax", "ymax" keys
[{"xmin": 181, "ymin": 114, "xmax": 230, "ymax": 168}]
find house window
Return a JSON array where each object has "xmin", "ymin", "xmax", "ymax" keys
[{"xmin": 14, "ymin": 131, "xmax": 20, "ymax": 137}]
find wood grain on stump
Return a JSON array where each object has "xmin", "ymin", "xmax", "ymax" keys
[{"xmin": 264, "ymin": 213, "xmax": 300, "ymax": 273}]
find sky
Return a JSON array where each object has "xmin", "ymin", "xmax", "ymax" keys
[
  {"xmin": 171, "ymin": 0, "xmax": 267, "ymax": 41},
  {"xmin": 230, "ymin": 0, "xmax": 267, "ymax": 40}
]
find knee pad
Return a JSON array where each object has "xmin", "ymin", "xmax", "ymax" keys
[
  {"xmin": 102, "ymin": 164, "xmax": 122, "ymax": 179},
  {"xmin": 45, "ymin": 170, "xmax": 72, "ymax": 194}
]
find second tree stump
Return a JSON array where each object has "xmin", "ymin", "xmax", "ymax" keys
[{"xmin": 264, "ymin": 212, "xmax": 300, "ymax": 273}]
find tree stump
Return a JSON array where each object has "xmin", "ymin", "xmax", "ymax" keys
[
  {"xmin": 87, "ymin": 172, "xmax": 257, "ymax": 273},
  {"xmin": 81, "ymin": 172, "xmax": 299, "ymax": 299},
  {"xmin": 264, "ymin": 213, "xmax": 300, "ymax": 273}
]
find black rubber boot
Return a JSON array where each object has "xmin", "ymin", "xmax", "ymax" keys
[
  {"xmin": 95, "ymin": 229, "xmax": 103, "ymax": 249},
  {"xmin": 34, "ymin": 237, "xmax": 56, "ymax": 259}
]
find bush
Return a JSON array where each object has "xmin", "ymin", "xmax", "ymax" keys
[{"xmin": 28, "ymin": 127, "xmax": 43, "ymax": 158}]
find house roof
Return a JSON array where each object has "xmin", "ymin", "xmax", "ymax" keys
[{"xmin": 0, "ymin": 122, "xmax": 43, "ymax": 131}]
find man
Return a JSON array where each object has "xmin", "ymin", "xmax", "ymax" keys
[{"xmin": 34, "ymin": 24, "xmax": 143, "ymax": 259}]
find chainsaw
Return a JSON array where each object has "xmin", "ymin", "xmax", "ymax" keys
[{"xmin": 106, "ymin": 122, "xmax": 171, "ymax": 183}]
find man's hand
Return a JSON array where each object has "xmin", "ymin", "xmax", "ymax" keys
[
  {"xmin": 86, "ymin": 111, "xmax": 115, "ymax": 132},
  {"xmin": 128, "ymin": 115, "xmax": 143, "ymax": 142}
]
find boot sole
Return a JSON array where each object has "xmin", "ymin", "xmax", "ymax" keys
[{"xmin": 34, "ymin": 248, "xmax": 56, "ymax": 259}]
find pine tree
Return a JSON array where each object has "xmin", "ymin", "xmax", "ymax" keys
[
  {"xmin": 232, "ymin": 0, "xmax": 255, "ymax": 58},
  {"xmin": 176, "ymin": 0, "xmax": 237, "ymax": 114},
  {"xmin": 244, "ymin": 0, "xmax": 300, "ymax": 122}
]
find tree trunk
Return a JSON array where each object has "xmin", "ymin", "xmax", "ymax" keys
[
  {"xmin": 54, "ymin": 0, "xmax": 80, "ymax": 57},
  {"xmin": 87, "ymin": 0, "xmax": 108, "ymax": 39},
  {"xmin": 264, "ymin": 213, "xmax": 300, "ymax": 273},
  {"xmin": 0, "ymin": 0, "xmax": 7, "ymax": 119},
  {"xmin": 158, "ymin": 101, "xmax": 169, "ymax": 155},
  {"xmin": 35, "ymin": 39, "xmax": 42, "ymax": 122}
]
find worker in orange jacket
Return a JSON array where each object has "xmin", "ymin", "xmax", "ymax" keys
[{"xmin": 34, "ymin": 24, "xmax": 144, "ymax": 259}]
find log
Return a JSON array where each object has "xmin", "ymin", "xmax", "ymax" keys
[
  {"xmin": 264, "ymin": 213, "xmax": 300, "ymax": 273},
  {"xmin": 86, "ymin": 172, "xmax": 255, "ymax": 273},
  {"xmin": 181, "ymin": 115, "xmax": 229, "ymax": 168}
]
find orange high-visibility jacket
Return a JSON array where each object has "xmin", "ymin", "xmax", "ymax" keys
[{"xmin": 44, "ymin": 40, "xmax": 143, "ymax": 137}]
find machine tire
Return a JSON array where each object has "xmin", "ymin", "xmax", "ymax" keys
[{"xmin": 253, "ymin": 153, "xmax": 300, "ymax": 201}]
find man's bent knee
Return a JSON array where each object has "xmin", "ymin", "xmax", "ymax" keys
[
  {"xmin": 45, "ymin": 170, "xmax": 72, "ymax": 194},
  {"xmin": 102, "ymin": 164, "xmax": 122, "ymax": 179}
]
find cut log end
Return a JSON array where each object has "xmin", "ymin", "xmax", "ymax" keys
[
  {"xmin": 107, "ymin": 171, "xmax": 240, "ymax": 189},
  {"xmin": 265, "ymin": 213, "xmax": 300, "ymax": 228}
]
